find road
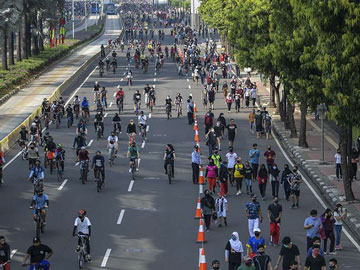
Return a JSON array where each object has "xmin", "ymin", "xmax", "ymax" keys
[
  {"xmin": 66, "ymin": 15, "xmax": 99, "ymax": 37},
  {"xmin": 1, "ymin": 26, "xmax": 360, "ymax": 270}
]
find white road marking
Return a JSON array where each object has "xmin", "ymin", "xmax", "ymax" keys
[
  {"xmin": 149, "ymin": 113, "xmax": 152, "ymax": 118},
  {"xmin": 117, "ymin": 209, "xmax": 125, "ymax": 224},
  {"xmin": 10, "ymin": 249, "xmax": 17, "ymax": 258},
  {"xmin": 141, "ymin": 141, "xmax": 145, "ymax": 148},
  {"xmin": 75, "ymin": 162, "xmax": 80, "ymax": 166},
  {"xmin": 109, "ymin": 102, "xmax": 113, "ymax": 107},
  {"xmin": 88, "ymin": 139, "xmax": 94, "ymax": 147},
  {"xmin": 144, "ymin": 177, "xmax": 160, "ymax": 180},
  {"xmin": 138, "ymin": 158, "xmax": 141, "ymax": 167},
  {"xmin": 128, "ymin": 180, "xmax": 134, "ymax": 192},
  {"xmin": 188, "ymin": 85, "xmax": 191, "ymax": 89},
  {"xmin": 154, "ymin": 78, "xmax": 156, "ymax": 81},
  {"xmin": 104, "ymin": 113, "xmax": 108, "ymax": 118},
  {"xmin": 113, "ymin": 92, "xmax": 116, "ymax": 97},
  {"xmin": 58, "ymin": 179, "xmax": 68, "ymax": 190},
  {"xmin": 148, "ymin": 152, "xmax": 161, "ymax": 154},
  {"xmin": 121, "ymin": 78, "xmax": 123, "ymax": 81},
  {"xmin": 187, "ymin": 78, "xmax": 189, "ymax": 82},
  {"xmin": 146, "ymin": 125, "xmax": 149, "ymax": 132},
  {"xmin": 154, "ymin": 72, "xmax": 157, "ymax": 76},
  {"xmin": 273, "ymin": 129, "xmax": 360, "ymax": 251},
  {"xmin": 152, "ymin": 84, "xmax": 155, "ymax": 88},
  {"xmin": 101, "ymin": 249, "xmax": 112, "ymax": 267},
  {"xmin": 3, "ymin": 152, "xmax": 21, "ymax": 169}
]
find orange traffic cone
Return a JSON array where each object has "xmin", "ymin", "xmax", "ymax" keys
[
  {"xmin": 194, "ymin": 102, "xmax": 198, "ymax": 112},
  {"xmin": 195, "ymin": 130, "xmax": 200, "ymax": 142},
  {"xmin": 196, "ymin": 219, "xmax": 207, "ymax": 243},
  {"xmin": 194, "ymin": 119, "xmax": 199, "ymax": 131},
  {"xmin": 199, "ymin": 248, "xmax": 207, "ymax": 270},
  {"xmin": 194, "ymin": 197, "xmax": 202, "ymax": 219},
  {"xmin": 198, "ymin": 166, "xmax": 205, "ymax": 185},
  {"xmin": 197, "ymin": 142, "xmax": 201, "ymax": 154}
]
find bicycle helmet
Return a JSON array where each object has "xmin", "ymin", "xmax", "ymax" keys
[{"xmin": 21, "ymin": 126, "xmax": 26, "ymax": 129}]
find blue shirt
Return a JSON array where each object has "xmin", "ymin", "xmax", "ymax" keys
[
  {"xmin": 29, "ymin": 166, "xmax": 44, "ymax": 179},
  {"xmin": 192, "ymin": 151, "xmax": 201, "ymax": 164},
  {"xmin": 246, "ymin": 201, "xmax": 261, "ymax": 219},
  {"xmin": 304, "ymin": 216, "xmax": 322, "ymax": 238},
  {"xmin": 81, "ymin": 100, "xmax": 89, "ymax": 108},
  {"xmin": 247, "ymin": 236, "xmax": 265, "ymax": 253},
  {"xmin": 249, "ymin": 149, "xmax": 260, "ymax": 164},
  {"xmin": 32, "ymin": 194, "xmax": 49, "ymax": 209}
]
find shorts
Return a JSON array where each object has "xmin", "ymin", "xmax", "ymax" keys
[
  {"xmin": 290, "ymin": 189, "xmax": 300, "ymax": 196},
  {"xmin": 130, "ymin": 157, "xmax": 138, "ymax": 162}
]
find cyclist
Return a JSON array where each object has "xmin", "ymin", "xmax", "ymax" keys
[
  {"xmin": 55, "ymin": 144, "xmax": 65, "ymax": 173},
  {"xmin": 0, "ymin": 236, "xmax": 10, "ymax": 270},
  {"xmin": 93, "ymin": 82, "xmax": 100, "ymax": 102},
  {"xmin": 58, "ymin": 96, "xmax": 65, "ymax": 116},
  {"xmin": 138, "ymin": 111, "xmax": 147, "ymax": 139},
  {"xmin": 73, "ymin": 135, "xmax": 87, "ymax": 157},
  {"xmin": 107, "ymin": 132, "xmax": 119, "ymax": 157},
  {"xmin": 33, "ymin": 116, "xmax": 42, "ymax": 134},
  {"xmin": 112, "ymin": 113, "xmax": 121, "ymax": 134},
  {"xmin": 127, "ymin": 142, "xmax": 139, "ymax": 172},
  {"xmin": 125, "ymin": 69, "xmax": 133, "ymax": 86},
  {"xmin": 143, "ymin": 84, "xmax": 151, "ymax": 107},
  {"xmin": 19, "ymin": 125, "xmax": 29, "ymax": 144},
  {"xmin": 30, "ymin": 188, "xmax": 49, "ymax": 224},
  {"xmin": 76, "ymin": 119, "xmax": 88, "ymax": 136},
  {"xmin": 94, "ymin": 111, "xmax": 104, "ymax": 137},
  {"xmin": 73, "ymin": 210, "xmax": 92, "ymax": 262},
  {"xmin": 163, "ymin": 144, "xmax": 176, "ymax": 176},
  {"xmin": 116, "ymin": 86, "xmax": 124, "ymax": 107},
  {"xmin": 41, "ymin": 131, "xmax": 52, "ymax": 147},
  {"xmin": 101, "ymin": 87, "xmax": 107, "ymax": 108},
  {"xmin": 105, "ymin": 57, "xmax": 111, "ymax": 72},
  {"xmin": 0, "ymin": 150, "xmax": 5, "ymax": 184},
  {"xmin": 133, "ymin": 90, "xmax": 142, "ymax": 113},
  {"xmin": 81, "ymin": 97, "xmax": 90, "ymax": 120},
  {"xmin": 112, "ymin": 49, "xmax": 117, "ymax": 58},
  {"xmin": 126, "ymin": 48, "xmax": 131, "ymax": 62},
  {"xmin": 165, "ymin": 95, "xmax": 172, "ymax": 117},
  {"xmin": 77, "ymin": 146, "xmax": 90, "ymax": 179},
  {"xmin": 66, "ymin": 104, "xmax": 74, "ymax": 125},
  {"xmin": 30, "ymin": 123, "xmax": 39, "ymax": 144},
  {"xmin": 91, "ymin": 151, "xmax": 105, "ymax": 183},
  {"xmin": 111, "ymin": 57, "xmax": 117, "ymax": 73},
  {"xmin": 22, "ymin": 237, "xmax": 52, "ymax": 270},
  {"xmin": 28, "ymin": 160, "xmax": 44, "ymax": 182},
  {"xmin": 73, "ymin": 95, "xmax": 81, "ymax": 117},
  {"xmin": 149, "ymin": 86, "xmax": 156, "ymax": 106},
  {"xmin": 127, "ymin": 119, "xmax": 137, "ymax": 142},
  {"xmin": 44, "ymin": 137, "xmax": 56, "ymax": 169},
  {"xmin": 175, "ymin": 93, "xmax": 183, "ymax": 116},
  {"xmin": 100, "ymin": 44, "xmax": 105, "ymax": 57},
  {"xmin": 27, "ymin": 143, "xmax": 39, "ymax": 170}
]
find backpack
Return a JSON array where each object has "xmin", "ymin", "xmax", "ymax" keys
[{"xmin": 204, "ymin": 114, "xmax": 212, "ymax": 125}]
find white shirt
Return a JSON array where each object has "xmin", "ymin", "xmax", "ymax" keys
[
  {"xmin": 335, "ymin": 153, "xmax": 341, "ymax": 164},
  {"xmin": 251, "ymin": 88, "xmax": 257, "ymax": 98},
  {"xmin": 226, "ymin": 152, "xmax": 238, "ymax": 168},
  {"xmin": 334, "ymin": 211, "xmax": 343, "ymax": 225},
  {"xmin": 107, "ymin": 135, "xmax": 118, "ymax": 143},
  {"xmin": 138, "ymin": 115, "xmax": 147, "ymax": 125},
  {"xmin": 74, "ymin": 217, "xmax": 92, "ymax": 235}
]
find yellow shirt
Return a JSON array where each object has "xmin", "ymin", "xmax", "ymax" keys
[
  {"xmin": 249, "ymin": 113, "xmax": 255, "ymax": 123},
  {"xmin": 234, "ymin": 163, "xmax": 244, "ymax": 178}
]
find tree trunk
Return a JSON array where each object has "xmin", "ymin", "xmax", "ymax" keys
[
  {"xmin": 22, "ymin": 12, "xmax": 29, "ymax": 59},
  {"xmin": 269, "ymin": 74, "xmax": 276, "ymax": 107},
  {"xmin": 26, "ymin": 20, "xmax": 31, "ymax": 57},
  {"xmin": 298, "ymin": 100, "xmax": 308, "ymax": 147},
  {"xmin": 39, "ymin": 15, "xmax": 44, "ymax": 51},
  {"xmin": 287, "ymin": 98, "xmax": 297, "ymax": 137},
  {"xmin": 2, "ymin": 27, "xmax": 8, "ymax": 70},
  {"xmin": 274, "ymin": 83, "xmax": 281, "ymax": 115},
  {"xmin": 339, "ymin": 125, "xmax": 355, "ymax": 201},
  {"xmin": 9, "ymin": 31, "xmax": 15, "ymax": 65},
  {"xmin": 17, "ymin": 29, "xmax": 22, "ymax": 62}
]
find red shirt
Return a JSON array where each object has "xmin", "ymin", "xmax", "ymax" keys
[{"xmin": 264, "ymin": 150, "xmax": 276, "ymax": 165}]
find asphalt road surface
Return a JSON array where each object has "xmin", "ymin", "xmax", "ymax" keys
[{"xmin": 1, "ymin": 25, "xmax": 360, "ymax": 270}]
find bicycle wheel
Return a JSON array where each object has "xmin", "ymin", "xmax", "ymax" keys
[
  {"xmin": 131, "ymin": 165, "xmax": 135, "ymax": 180},
  {"xmin": 57, "ymin": 168, "xmax": 62, "ymax": 182},
  {"xmin": 36, "ymin": 220, "xmax": 41, "ymax": 239},
  {"xmin": 167, "ymin": 164, "xmax": 172, "ymax": 184},
  {"xmin": 81, "ymin": 169, "xmax": 86, "ymax": 184},
  {"xmin": 97, "ymin": 179, "xmax": 101, "ymax": 192},
  {"xmin": 78, "ymin": 251, "xmax": 84, "ymax": 269},
  {"xmin": 97, "ymin": 129, "xmax": 101, "ymax": 140},
  {"xmin": 50, "ymin": 160, "xmax": 53, "ymax": 175}
]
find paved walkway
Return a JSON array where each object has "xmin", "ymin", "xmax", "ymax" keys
[{"xmin": 66, "ymin": 15, "xmax": 99, "ymax": 37}]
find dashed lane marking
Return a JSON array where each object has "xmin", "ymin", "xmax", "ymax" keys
[
  {"xmin": 10, "ymin": 249, "xmax": 17, "ymax": 258},
  {"xmin": 187, "ymin": 78, "xmax": 189, "ymax": 82},
  {"xmin": 88, "ymin": 139, "xmax": 94, "ymax": 147},
  {"xmin": 154, "ymin": 78, "xmax": 156, "ymax": 82},
  {"xmin": 104, "ymin": 113, "xmax": 108, "ymax": 118},
  {"xmin": 128, "ymin": 180, "xmax": 134, "ymax": 192},
  {"xmin": 58, "ymin": 179, "xmax": 68, "ymax": 190},
  {"xmin": 117, "ymin": 209, "xmax": 125, "ymax": 224},
  {"xmin": 113, "ymin": 92, "xmax": 116, "ymax": 97},
  {"xmin": 109, "ymin": 102, "xmax": 113, "ymax": 107},
  {"xmin": 146, "ymin": 125, "xmax": 149, "ymax": 132},
  {"xmin": 188, "ymin": 85, "xmax": 191, "ymax": 89},
  {"xmin": 101, "ymin": 249, "xmax": 112, "ymax": 267},
  {"xmin": 141, "ymin": 141, "xmax": 145, "ymax": 148},
  {"xmin": 149, "ymin": 113, "xmax": 151, "ymax": 118}
]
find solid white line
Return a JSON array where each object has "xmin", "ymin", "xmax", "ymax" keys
[
  {"xmin": 149, "ymin": 113, "xmax": 152, "ymax": 118},
  {"xmin": 88, "ymin": 139, "xmax": 94, "ymax": 147},
  {"xmin": 141, "ymin": 141, "xmax": 145, "ymax": 148},
  {"xmin": 148, "ymin": 152, "xmax": 161, "ymax": 154},
  {"xmin": 128, "ymin": 180, "xmax": 134, "ymax": 192},
  {"xmin": 144, "ymin": 177, "xmax": 160, "ymax": 180},
  {"xmin": 75, "ymin": 162, "xmax": 80, "ymax": 166},
  {"xmin": 146, "ymin": 125, "xmax": 149, "ymax": 132},
  {"xmin": 117, "ymin": 209, "xmax": 125, "ymax": 224},
  {"xmin": 58, "ymin": 179, "xmax": 68, "ymax": 190},
  {"xmin": 101, "ymin": 249, "xmax": 112, "ymax": 267},
  {"xmin": 3, "ymin": 152, "xmax": 21, "ymax": 169},
  {"xmin": 109, "ymin": 102, "xmax": 113, "ymax": 107},
  {"xmin": 273, "ymin": 129, "xmax": 360, "ymax": 251},
  {"xmin": 10, "ymin": 249, "xmax": 17, "ymax": 258},
  {"xmin": 104, "ymin": 113, "xmax": 108, "ymax": 117}
]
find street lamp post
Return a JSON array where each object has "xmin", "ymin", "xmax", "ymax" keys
[
  {"xmin": 72, "ymin": 0, "xmax": 75, "ymax": 39},
  {"xmin": 85, "ymin": 0, "xmax": 87, "ymax": 31}
]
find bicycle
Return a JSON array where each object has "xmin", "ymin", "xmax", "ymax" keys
[
  {"xmin": 130, "ymin": 160, "xmax": 136, "ymax": 180},
  {"xmin": 29, "ymin": 176, "xmax": 43, "ymax": 194},
  {"xmin": 31, "ymin": 206, "xmax": 46, "ymax": 238},
  {"xmin": 56, "ymin": 160, "xmax": 63, "ymax": 182},
  {"xmin": 135, "ymin": 102, "xmax": 139, "ymax": 116},
  {"xmin": 94, "ymin": 168, "xmax": 104, "ymax": 192},
  {"xmin": 112, "ymin": 64, "xmax": 116, "ymax": 74},
  {"xmin": 67, "ymin": 115, "xmax": 73, "ymax": 128},
  {"xmin": 54, "ymin": 113, "xmax": 60, "ymax": 129},
  {"xmin": 166, "ymin": 104, "xmax": 171, "ymax": 120},
  {"xmin": 82, "ymin": 109, "xmax": 90, "ymax": 123},
  {"xmin": 19, "ymin": 139, "xmax": 28, "ymax": 160},
  {"xmin": 140, "ymin": 125, "xmax": 147, "ymax": 141},
  {"xmin": 167, "ymin": 161, "xmax": 174, "ymax": 184},
  {"xmin": 96, "ymin": 124, "xmax": 102, "ymax": 141},
  {"xmin": 77, "ymin": 234, "xmax": 89, "ymax": 268},
  {"xmin": 80, "ymin": 160, "xmax": 89, "ymax": 184},
  {"xmin": 99, "ymin": 66, "xmax": 104, "ymax": 77},
  {"xmin": 74, "ymin": 105, "xmax": 80, "ymax": 119},
  {"xmin": 176, "ymin": 104, "xmax": 182, "ymax": 118},
  {"xmin": 149, "ymin": 98, "xmax": 154, "ymax": 112},
  {"xmin": 44, "ymin": 113, "xmax": 50, "ymax": 129},
  {"xmin": 108, "ymin": 146, "xmax": 116, "ymax": 167},
  {"xmin": 117, "ymin": 98, "xmax": 124, "ymax": 114},
  {"xmin": 45, "ymin": 151, "xmax": 55, "ymax": 175}
]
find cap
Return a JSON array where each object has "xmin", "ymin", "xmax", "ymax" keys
[
  {"xmin": 33, "ymin": 237, "xmax": 40, "ymax": 243},
  {"xmin": 253, "ymin": 228, "xmax": 261, "ymax": 233}
]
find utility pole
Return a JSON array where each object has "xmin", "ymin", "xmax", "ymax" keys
[
  {"xmin": 85, "ymin": 0, "xmax": 87, "ymax": 31},
  {"xmin": 72, "ymin": 0, "xmax": 75, "ymax": 39}
]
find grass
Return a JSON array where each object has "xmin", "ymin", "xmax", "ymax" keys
[{"xmin": 354, "ymin": 127, "xmax": 360, "ymax": 142}]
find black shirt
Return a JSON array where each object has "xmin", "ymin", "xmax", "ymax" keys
[
  {"xmin": 0, "ymin": 243, "xmax": 10, "ymax": 262},
  {"xmin": 226, "ymin": 124, "xmax": 237, "ymax": 136},
  {"xmin": 305, "ymin": 254, "xmax": 326, "ymax": 270},
  {"xmin": 27, "ymin": 244, "xmax": 52, "ymax": 263},
  {"xmin": 268, "ymin": 203, "xmax": 282, "ymax": 223},
  {"xmin": 279, "ymin": 244, "xmax": 300, "ymax": 269},
  {"xmin": 253, "ymin": 254, "xmax": 271, "ymax": 270},
  {"xmin": 225, "ymin": 241, "xmax": 242, "ymax": 264}
]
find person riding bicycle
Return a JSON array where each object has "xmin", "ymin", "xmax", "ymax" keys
[
  {"xmin": 73, "ymin": 135, "xmax": 87, "ymax": 156},
  {"xmin": 76, "ymin": 119, "xmax": 88, "ymax": 136},
  {"xmin": 165, "ymin": 95, "xmax": 172, "ymax": 116},
  {"xmin": 143, "ymin": 84, "xmax": 151, "ymax": 106},
  {"xmin": 149, "ymin": 87, "xmax": 156, "ymax": 106},
  {"xmin": 27, "ymin": 143, "xmax": 39, "ymax": 170},
  {"xmin": 0, "ymin": 236, "xmax": 10, "ymax": 270},
  {"xmin": 127, "ymin": 142, "xmax": 139, "ymax": 172},
  {"xmin": 66, "ymin": 104, "xmax": 74, "ymax": 124},
  {"xmin": 44, "ymin": 137, "xmax": 56, "ymax": 168},
  {"xmin": 138, "ymin": 111, "xmax": 147, "ymax": 137},
  {"xmin": 41, "ymin": 131, "xmax": 52, "ymax": 147},
  {"xmin": 163, "ymin": 144, "xmax": 176, "ymax": 176},
  {"xmin": 91, "ymin": 151, "xmax": 105, "ymax": 183},
  {"xmin": 81, "ymin": 97, "xmax": 90, "ymax": 119},
  {"xmin": 116, "ymin": 86, "xmax": 125, "ymax": 106},
  {"xmin": 55, "ymin": 144, "xmax": 65, "ymax": 173},
  {"xmin": 105, "ymin": 57, "xmax": 110, "ymax": 70},
  {"xmin": 111, "ymin": 57, "xmax": 117, "ymax": 71},
  {"xmin": 112, "ymin": 50, "xmax": 117, "ymax": 58},
  {"xmin": 133, "ymin": 90, "xmax": 142, "ymax": 113},
  {"xmin": 94, "ymin": 111, "xmax": 104, "ymax": 137},
  {"xmin": 100, "ymin": 44, "xmax": 105, "ymax": 58},
  {"xmin": 30, "ymin": 188, "xmax": 49, "ymax": 224},
  {"xmin": 22, "ymin": 237, "xmax": 52, "ymax": 270},
  {"xmin": 29, "ymin": 123, "xmax": 39, "ymax": 143},
  {"xmin": 73, "ymin": 210, "xmax": 92, "ymax": 262},
  {"xmin": 107, "ymin": 132, "xmax": 119, "ymax": 155},
  {"xmin": 58, "ymin": 96, "xmax": 65, "ymax": 115},
  {"xmin": 126, "ymin": 48, "xmax": 131, "ymax": 61},
  {"xmin": 73, "ymin": 95, "xmax": 80, "ymax": 115},
  {"xmin": 28, "ymin": 160, "xmax": 44, "ymax": 182},
  {"xmin": 175, "ymin": 93, "xmax": 183, "ymax": 115},
  {"xmin": 125, "ymin": 69, "xmax": 133, "ymax": 85},
  {"xmin": 19, "ymin": 125, "xmax": 29, "ymax": 144},
  {"xmin": 77, "ymin": 146, "xmax": 90, "ymax": 178},
  {"xmin": 112, "ymin": 113, "xmax": 121, "ymax": 134}
]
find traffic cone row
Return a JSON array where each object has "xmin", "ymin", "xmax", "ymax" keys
[
  {"xmin": 196, "ymin": 219, "xmax": 207, "ymax": 243},
  {"xmin": 198, "ymin": 166, "xmax": 205, "ymax": 185},
  {"xmin": 194, "ymin": 130, "xmax": 200, "ymax": 142},
  {"xmin": 193, "ymin": 119, "xmax": 198, "ymax": 131},
  {"xmin": 194, "ymin": 197, "xmax": 202, "ymax": 219},
  {"xmin": 199, "ymin": 248, "xmax": 207, "ymax": 270}
]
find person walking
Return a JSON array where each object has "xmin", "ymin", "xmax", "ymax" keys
[
  {"xmin": 333, "ymin": 203, "xmax": 347, "ymax": 251},
  {"xmin": 251, "ymin": 85, "xmax": 257, "ymax": 108},
  {"xmin": 226, "ymin": 119, "xmax": 238, "ymax": 148},
  {"xmin": 253, "ymin": 245, "xmax": 273, "ymax": 270},
  {"xmin": 226, "ymin": 147, "xmax": 238, "ymax": 187},
  {"xmin": 249, "ymin": 109, "xmax": 255, "ymax": 134},
  {"xmin": 246, "ymin": 194, "xmax": 263, "ymax": 237},
  {"xmin": 202, "ymin": 86, "xmax": 208, "ymax": 109},
  {"xmin": 274, "ymin": 236, "xmax": 301, "ymax": 270},
  {"xmin": 0, "ymin": 236, "xmax": 10, "ymax": 270},
  {"xmin": 249, "ymin": 144, "xmax": 260, "ymax": 181},
  {"xmin": 234, "ymin": 158, "xmax": 245, "ymax": 195},
  {"xmin": 304, "ymin": 244, "xmax": 326, "ymax": 270},
  {"xmin": 201, "ymin": 190, "xmax": 216, "ymax": 232},
  {"xmin": 206, "ymin": 128, "xmax": 218, "ymax": 156},
  {"xmin": 191, "ymin": 145, "xmax": 201, "ymax": 184},
  {"xmin": 187, "ymin": 99, "xmax": 194, "ymax": 125},
  {"xmin": 247, "ymin": 228, "xmax": 266, "ymax": 258},
  {"xmin": 219, "ymin": 160, "xmax": 229, "ymax": 196},
  {"xmin": 214, "ymin": 121, "xmax": 224, "ymax": 150},
  {"xmin": 218, "ymin": 113, "xmax": 227, "ymax": 137},
  {"xmin": 226, "ymin": 93, "xmax": 233, "ymax": 113},
  {"xmin": 281, "ymin": 164, "xmax": 292, "ymax": 201},
  {"xmin": 289, "ymin": 166, "xmax": 302, "ymax": 208},
  {"xmin": 244, "ymin": 161, "xmax": 253, "ymax": 194},
  {"xmin": 225, "ymin": 232, "xmax": 244, "ymax": 270},
  {"xmin": 255, "ymin": 110, "xmax": 263, "ymax": 138},
  {"xmin": 304, "ymin": 210, "xmax": 323, "ymax": 252},
  {"xmin": 334, "ymin": 149, "xmax": 342, "ymax": 180},
  {"xmin": 206, "ymin": 159, "xmax": 218, "ymax": 194},
  {"xmin": 307, "ymin": 237, "xmax": 325, "ymax": 257},
  {"xmin": 320, "ymin": 209, "xmax": 336, "ymax": 255},
  {"xmin": 237, "ymin": 256, "xmax": 256, "ymax": 270},
  {"xmin": 210, "ymin": 148, "xmax": 222, "ymax": 172},
  {"xmin": 204, "ymin": 109, "xmax": 215, "ymax": 134},
  {"xmin": 267, "ymin": 196, "xmax": 282, "ymax": 246},
  {"xmin": 264, "ymin": 146, "xmax": 276, "ymax": 172},
  {"xmin": 209, "ymin": 87, "xmax": 216, "ymax": 110},
  {"xmin": 216, "ymin": 192, "xmax": 228, "ymax": 227},
  {"xmin": 269, "ymin": 164, "xmax": 280, "ymax": 198},
  {"xmin": 264, "ymin": 115, "xmax": 272, "ymax": 140},
  {"xmin": 258, "ymin": 164, "xmax": 268, "ymax": 200}
]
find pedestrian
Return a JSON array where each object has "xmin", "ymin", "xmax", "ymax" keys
[
  {"xmin": 0, "ymin": 236, "xmax": 10, "ymax": 270},
  {"xmin": 245, "ymin": 87, "xmax": 250, "ymax": 108},
  {"xmin": 219, "ymin": 161, "xmax": 229, "ymax": 196},
  {"xmin": 244, "ymin": 161, "xmax": 253, "ymax": 194},
  {"xmin": 252, "ymin": 245, "xmax": 273, "ymax": 270},
  {"xmin": 223, "ymin": 81, "xmax": 229, "ymax": 99},
  {"xmin": 304, "ymin": 244, "xmax": 326, "ymax": 270},
  {"xmin": 249, "ymin": 109, "xmax": 255, "ymax": 134},
  {"xmin": 247, "ymin": 228, "xmax": 266, "ymax": 258},
  {"xmin": 334, "ymin": 149, "xmax": 342, "ymax": 180},
  {"xmin": 320, "ymin": 209, "xmax": 336, "ymax": 255},
  {"xmin": 216, "ymin": 192, "xmax": 228, "ymax": 227},
  {"xmin": 218, "ymin": 113, "xmax": 227, "ymax": 136},
  {"xmin": 191, "ymin": 145, "xmax": 201, "ymax": 184},
  {"xmin": 206, "ymin": 159, "xmax": 218, "ymax": 193},
  {"xmin": 226, "ymin": 93, "xmax": 233, "ymax": 113},
  {"xmin": 211, "ymin": 260, "xmax": 221, "ymax": 270},
  {"xmin": 350, "ymin": 148, "xmax": 359, "ymax": 180},
  {"xmin": 251, "ymin": 86, "xmax": 257, "ymax": 107},
  {"xmin": 234, "ymin": 158, "xmax": 245, "ymax": 195},
  {"xmin": 235, "ymin": 91, "xmax": 241, "ymax": 113},
  {"xmin": 202, "ymin": 86, "xmax": 208, "ymax": 109},
  {"xmin": 225, "ymin": 232, "xmax": 244, "ymax": 270},
  {"xmin": 333, "ymin": 203, "xmax": 347, "ymax": 251},
  {"xmin": 246, "ymin": 194, "xmax": 263, "ymax": 237},
  {"xmin": 258, "ymin": 164, "xmax": 268, "ymax": 200},
  {"xmin": 269, "ymin": 164, "xmax": 280, "ymax": 198},
  {"xmin": 274, "ymin": 236, "xmax": 301, "ymax": 270},
  {"xmin": 281, "ymin": 164, "xmax": 292, "ymax": 201},
  {"xmin": 304, "ymin": 209, "xmax": 323, "ymax": 252},
  {"xmin": 210, "ymin": 148, "xmax": 222, "ymax": 173},
  {"xmin": 226, "ymin": 119, "xmax": 238, "ymax": 147},
  {"xmin": 187, "ymin": 99, "xmax": 194, "ymax": 124},
  {"xmin": 201, "ymin": 190, "xmax": 216, "ymax": 232},
  {"xmin": 214, "ymin": 121, "xmax": 224, "ymax": 150},
  {"xmin": 206, "ymin": 128, "xmax": 218, "ymax": 156},
  {"xmin": 264, "ymin": 146, "xmax": 276, "ymax": 172},
  {"xmin": 226, "ymin": 147, "xmax": 238, "ymax": 186},
  {"xmin": 289, "ymin": 166, "xmax": 302, "ymax": 208},
  {"xmin": 328, "ymin": 258, "xmax": 338, "ymax": 270},
  {"xmin": 265, "ymin": 115, "xmax": 272, "ymax": 140},
  {"xmin": 209, "ymin": 87, "xmax": 216, "ymax": 110},
  {"xmin": 307, "ymin": 237, "xmax": 325, "ymax": 257},
  {"xmin": 249, "ymin": 144, "xmax": 260, "ymax": 180},
  {"xmin": 267, "ymin": 196, "xmax": 282, "ymax": 246},
  {"xmin": 237, "ymin": 255, "xmax": 256, "ymax": 270},
  {"xmin": 255, "ymin": 110, "xmax": 263, "ymax": 138},
  {"xmin": 204, "ymin": 109, "xmax": 215, "ymax": 134}
]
